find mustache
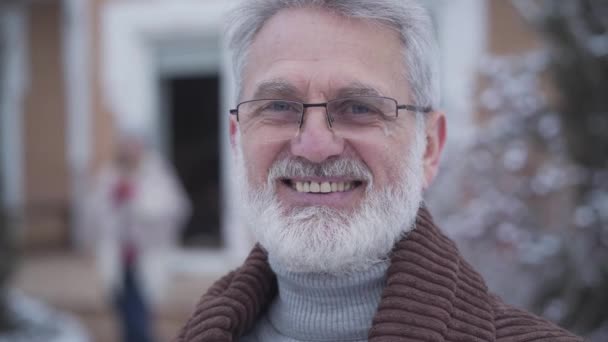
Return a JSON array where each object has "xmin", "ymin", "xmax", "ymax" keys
[{"xmin": 268, "ymin": 157, "xmax": 373, "ymax": 182}]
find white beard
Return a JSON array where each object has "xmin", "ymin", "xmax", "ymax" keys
[{"xmin": 234, "ymin": 125, "xmax": 426, "ymax": 275}]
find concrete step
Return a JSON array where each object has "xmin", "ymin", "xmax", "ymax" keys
[{"xmin": 11, "ymin": 251, "xmax": 216, "ymax": 342}]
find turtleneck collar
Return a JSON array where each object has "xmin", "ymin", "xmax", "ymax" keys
[{"xmin": 265, "ymin": 258, "xmax": 389, "ymax": 341}]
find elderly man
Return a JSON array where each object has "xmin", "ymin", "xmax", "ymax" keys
[{"xmin": 177, "ymin": 0, "xmax": 581, "ymax": 341}]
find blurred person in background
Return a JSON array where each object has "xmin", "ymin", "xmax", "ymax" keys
[
  {"xmin": 84, "ymin": 133, "xmax": 190, "ymax": 342},
  {"xmin": 175, "ymin": 1, "xmax": 582, "ymax": 341}
]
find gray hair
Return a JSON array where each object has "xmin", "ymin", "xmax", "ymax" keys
[{"xmin": 225, "ymin": 0, "xmax": 440, "ymax": 109}]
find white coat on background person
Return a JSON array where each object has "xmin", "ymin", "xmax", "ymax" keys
[{"xmin": 83, "ymin": 138, "xmax": 191, "ymax": 308}]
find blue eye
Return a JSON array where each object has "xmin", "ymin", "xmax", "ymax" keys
[
  {"xmin": 335, "ymin": 100, "xmax": 379, "ymax": 116},
  {"xmin": 350, "ymin": 103, "xmax": 372, "ymax": 114},
  {"xmin": 266, "ymin": 101, "xmax": 295, "ymax": 112}
]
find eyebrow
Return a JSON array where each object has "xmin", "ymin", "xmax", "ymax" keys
[
  {"xmin": 251, "ymin": 80, "xmax": 384, "ymax": 101},
  {"xmin": 335, "ymin": 82, "xmax": 383, "ymax": 98},
  {"xmin": 252, "ymin": 79, "xmax": 303, "ymax": 100}
]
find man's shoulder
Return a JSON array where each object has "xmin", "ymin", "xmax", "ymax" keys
[
  {"xmin": 489, "ymin": 294, "xmax": 584, "ymax": 342},
  {"xmin": 174, "ymin": 247, "xmax": 277, "ymax": 342},
  {"xmin": 174, "ymin": 269, "xmax": 240, "ymax": 342}
]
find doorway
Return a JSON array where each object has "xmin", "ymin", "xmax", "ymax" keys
[{"xmin": 163, "ymin": 74, "xmax": 222, "ymax": 248}]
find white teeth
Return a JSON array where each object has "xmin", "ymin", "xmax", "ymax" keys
[{"xmin": 292, "ymin": 181, "xmax": 357, "ymax": 193}]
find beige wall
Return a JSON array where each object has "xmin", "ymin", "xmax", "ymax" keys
[
  {"xmin": 474, "ymin": 1, "xmax": 543, "ymax": 125},
  {"xmin": 22, "ymin": 0, "xmax": 69, "ymax": 249},
  {"xmin": 90, "ymin": 0, "xmax": 115, "ymax": 173},
  {"xmin": 488, "ymin": 1, "xmax": 541, "ymax": 55}
]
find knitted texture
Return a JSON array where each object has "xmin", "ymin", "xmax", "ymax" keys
[
  {"xmin": 244, "ymin": 259, "xmax": 388, "ymax": 341},
  {"xmin": 175, "ymin": 208, "xmax": 582, "ymax": 342}
]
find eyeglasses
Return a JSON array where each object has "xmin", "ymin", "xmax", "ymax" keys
[{"xmin": 230, "ymin": 96, "xmax": 431, "ymax": 136}]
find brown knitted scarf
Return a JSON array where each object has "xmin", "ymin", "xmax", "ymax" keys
[{"xmin": 176, "ymin": 207, "xmax": 582, "ymax": 342}]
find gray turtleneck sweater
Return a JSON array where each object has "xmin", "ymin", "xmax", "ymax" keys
[{"xmin": 240, "ymin": 258, "xmax": 389, "ymax": 342}]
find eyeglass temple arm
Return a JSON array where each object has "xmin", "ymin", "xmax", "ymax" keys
[
  {"xmin": 229, "ymin": 109, "xmax": 239, "ymax": 121},
  {"xmin": 397, "ymin": 104, "xmax": 432, "ymax": 113}
]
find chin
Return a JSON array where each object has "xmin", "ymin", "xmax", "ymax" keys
[{"xmin": 249, "ymin": 182, "xmax": 423, "ymax": 275}]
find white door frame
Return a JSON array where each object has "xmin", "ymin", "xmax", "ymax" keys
[
  {"xmin": 101, "ymin": 0, "xmax": 247, "ymax": 275},
  {"xmin": 98, "ymin": 0, "xmax": 488, "ymax": 273},
  {"xmin": 62, "ymin": 0, "xmax": 93, "ymax": 246},
  {"xmin": 431, "ymin": 0, "xmax": 488, "ymax": 147}
]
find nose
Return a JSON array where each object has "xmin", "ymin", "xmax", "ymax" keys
[{"xmin": 291, "ymin": 108, "xmax": 344, "ymax": 163}]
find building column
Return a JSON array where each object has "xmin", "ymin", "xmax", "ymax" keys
[{"xmin": 22, "ymin": 0, "xmax": 70, "ymax": 249}]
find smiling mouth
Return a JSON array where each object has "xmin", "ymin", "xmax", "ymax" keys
[{"xmin": 281, "ymin": 179, "xmax": 364, "ymax": 193}]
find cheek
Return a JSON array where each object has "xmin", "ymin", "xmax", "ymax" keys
[
  {"xmin": 374, "ymin": 154, "xmax": 403, "ymax": 185},
  {"xmin": 351, "ymin": 140, "xmax": 398, "ymax": 185},
  {"xmin": 241, "ymin": 135, "xmax": 285, "ymax": 184},
  {"xmin": 351, "ymin": 129, "xmax": 415, "ymax": 185}
]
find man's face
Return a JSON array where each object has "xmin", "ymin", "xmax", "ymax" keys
[{"xmin": 231, "ymin": 8, "xmax": 445, "ymax": 273}]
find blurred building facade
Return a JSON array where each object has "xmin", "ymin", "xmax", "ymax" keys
[
  {"xmin": 0, "ymin": 0, "xmax": 548, "ymax": 341},
  {"xmin": 0, "ymin": 0, "xmax": 500, "ymax": 259}
]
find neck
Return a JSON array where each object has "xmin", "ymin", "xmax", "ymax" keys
[{"xmin": 267, "ymin": 257, "xmax": 389, "ymax": 341}]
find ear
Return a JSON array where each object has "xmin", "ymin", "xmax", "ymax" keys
[
  {"xmin": 229, "ymin": 115, "xmax": 239, "ymax": 151},
  {"xmin": 422, "ymin": 111, "xmax": 447, "ymax": 189}
]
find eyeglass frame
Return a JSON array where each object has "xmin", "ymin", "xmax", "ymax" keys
[{"xmin": 229, "ymin": 96, "xmax": 433, "ymax": 129}]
